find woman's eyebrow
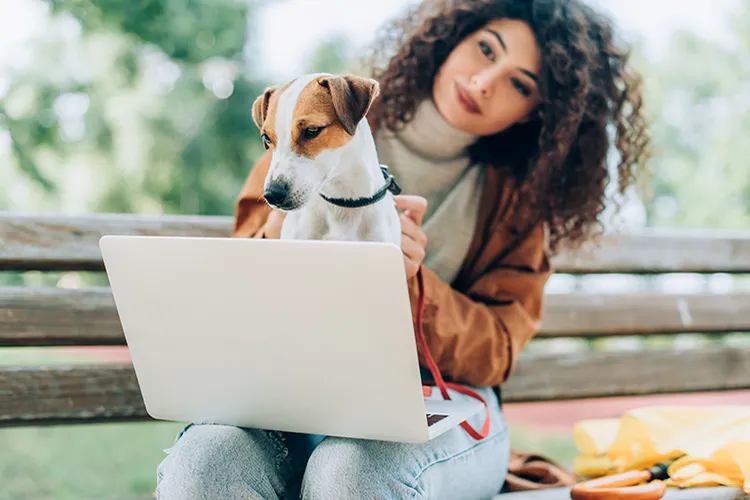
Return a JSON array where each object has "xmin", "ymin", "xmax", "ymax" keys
[{"xmin": 484, "ymin": 28, "xmax": 540, "ymax": 83}]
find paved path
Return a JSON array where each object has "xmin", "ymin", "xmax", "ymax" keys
[
  {"xmin": 503, "ymin": 390, "xmax": 750, "ymax": 433},
  {"xmin": 498, "ymin": 486, "xmax": 747, "ymax": 499}
]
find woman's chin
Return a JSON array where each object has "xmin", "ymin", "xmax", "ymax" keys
[
  {"xmin": 433, "ymin": 86, "xmax": 491, "ymax": 135},
  {"xmin": 434, "ymin": 100, "xmax": 473, "ymax": 132},
  {"xmin": 447, "ymin": 110, "xmax": 487, "ymax": 136}
]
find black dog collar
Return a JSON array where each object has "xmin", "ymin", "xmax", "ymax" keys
[{"xmin": 319, "ymin": 165, "xmax": 402, "ymax": 209}]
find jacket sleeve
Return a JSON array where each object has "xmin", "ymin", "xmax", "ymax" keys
[
  {"xmin": 232, "ymin": 150, "xmax": 285, "ymax": 239},
  {"xmin": 407, "ymin": 223, "xmax": 552, "ymax": 388}
]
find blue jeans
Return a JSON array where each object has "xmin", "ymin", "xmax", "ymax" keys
[{"xmin": 155, "ymin": 386, "xmax": 510, "ymax": 499}]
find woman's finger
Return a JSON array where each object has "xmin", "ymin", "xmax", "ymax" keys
[
  {"xmin": 401, "ymin": 233, "xmax": 426, "ymax": 261},
  {"xmin": 394, "ymin": 195, "xmax": 428, "ymax": 225},
  {"xmin": 400, "ymin": 214, "xmax": 428, "ymax": 247}
]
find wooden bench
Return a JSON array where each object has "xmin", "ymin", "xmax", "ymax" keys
[{"xmin": 1, "ymin": 211, "xmax": 749, "ymax": 498}]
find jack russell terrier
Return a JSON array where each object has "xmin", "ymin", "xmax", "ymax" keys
[{"xmin": 251, "ymin": 72, "xmax": 402, "ymax": 245}]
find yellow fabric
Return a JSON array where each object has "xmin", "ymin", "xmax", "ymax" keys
[{"xmin": 572, "ymin": 405, "xmax": 750, "ymax": 492}]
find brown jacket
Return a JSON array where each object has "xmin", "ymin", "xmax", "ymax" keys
[{"xmin": 232, "ymin": 129, "xmax": 552, "ymax": 388}]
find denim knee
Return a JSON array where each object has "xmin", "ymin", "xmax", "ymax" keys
[
  {"xmin": 156, "ymin": 424, "xmax": 286, "ymax": 500},
  {"xmin": 301, "ymin": 437, "xmax": 416, "ymax": 499}
]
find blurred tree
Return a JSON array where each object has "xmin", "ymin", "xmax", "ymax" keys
[
  {"xmin": 1, "ymin": 0, "xmax": 269, "ymax": 216},
  {"xmin": 641, "ymin": 1, "xmax": 749, "ymax": 229},
  {"xmin": 304, "ymin": 34, "xmax": 353, "ymax": 75},
  {"xmin": 0, "ymin": 0, "xmax": 364, "ymax": 217}
]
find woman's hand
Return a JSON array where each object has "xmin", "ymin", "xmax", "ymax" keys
[{"xmin": 394, "ymin": 195, "xmax": 428, "ymax": 280}]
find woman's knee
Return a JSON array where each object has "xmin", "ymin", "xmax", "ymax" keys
[
  {"xmin": 156, "ymin": 424, "xmax": 287, "ymax": 500},
  {"xmin": 301, "ymin": 437, "xmax": 416, "ymax": 499},
  {"xmin": 301, "ymin": 401, "xmax": 512, "ymax": 500}
]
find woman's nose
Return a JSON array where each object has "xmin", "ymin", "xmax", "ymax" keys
[{"xmin": 470, "ymin": 66, "xmax": 504, "ymax": 96}]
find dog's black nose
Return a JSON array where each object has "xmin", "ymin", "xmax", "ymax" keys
[{"xmin": 264, "ymin": 181, "xmax": 290, "ymax": 207}]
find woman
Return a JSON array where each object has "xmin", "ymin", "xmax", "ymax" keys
[{"xmin": 156, "ymin": 0, "xmax": 650, "ymax": 498}]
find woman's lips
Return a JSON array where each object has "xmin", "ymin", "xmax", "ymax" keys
[{"xmin": 454, "ymin": 81, "xmax": 481, "ymax": 115}]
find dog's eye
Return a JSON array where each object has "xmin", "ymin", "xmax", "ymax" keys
[
  {"xmin": 302, "ymin": 127, "xmax": 322, "ymax": 139},
  {"xmin": 261, "ymin": 133, "xmax": 272, "ymax": 149}
]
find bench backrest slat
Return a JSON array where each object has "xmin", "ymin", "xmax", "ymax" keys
[
  {"xmin": 506, "ymin": 344, "xmax": 750, "ymax": 401},
  {"xmin": 0, "ymin": 287, "xmax": 121, "ymax": 346},
  {"xmin": 553, "ymin": 229, "xmax": 750, "ymax": 274},
  {"xmin": 0, "ymin": 213, "xmax": 233, "ymax": 271},
  {"xmin": 3, "ymin": 213, "xmax": 750, "ymax": 273},
  {"xmin": 0, "ymin": 365, "xmax": 146, "ymax": 426},
  {"xmin": 540, "ymin": 292, "xmax": 750, "ymax": 336},
  {"xmin": 3, "ymin": 344, "xmax": 749, "ymax": 426},
  {"xmin": 2, "ymin": 287, "xmax": 750, "ymax": 347}
]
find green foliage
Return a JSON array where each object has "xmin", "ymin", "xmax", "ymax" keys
[
  {"xmin": 0, "ymin": 421, "xmax": 185, "ymax": 499},
  {"xmin": 641, "ymin": 2, "xmax": 750, "ymax": 229},
  {"xmin": 1, "ymin": 0, "xmax": 370, "ymax": 217},
  {"xmin": 2, "ymin": 0, "xmax": 266, "ymax": 216},
  {"xmin": 47, "ymin": 0, "xmax": 249, "ymax": 63},
  {"xmin": 304, "ymin": 34, "xmax": 354, "ymax": 75}
]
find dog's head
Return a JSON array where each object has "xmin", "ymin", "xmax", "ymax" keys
[{"xmin": 252, "ymin": 73, "xmax": 380, "ymax": 211}]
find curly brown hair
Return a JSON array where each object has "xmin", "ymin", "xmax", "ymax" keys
[{"xmin": 364, "ymin": 0, "xmax": 651, "ymax": 252}]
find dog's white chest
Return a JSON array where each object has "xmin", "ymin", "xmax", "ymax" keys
[{"xmin": 280, "ymin": 196, "xmax": 400, "ymax": 245}]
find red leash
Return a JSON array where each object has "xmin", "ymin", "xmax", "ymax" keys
[{"xmin": 414, "ymin": 266, "xmax": 491, "ymax": 440}]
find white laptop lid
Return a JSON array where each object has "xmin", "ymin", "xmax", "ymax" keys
[{"xmin": 99, "ymin": 235, "xmax": 430, "ymax": 442}]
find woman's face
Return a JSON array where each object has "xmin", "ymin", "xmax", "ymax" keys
[{"xmin": 432, "ymin": 18, "xmax": 542, "ymax": 136}]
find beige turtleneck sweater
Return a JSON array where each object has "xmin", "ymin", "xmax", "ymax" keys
[{"xmin": 374, "ymin": 99, "xmax": 484, "ymax": 285}]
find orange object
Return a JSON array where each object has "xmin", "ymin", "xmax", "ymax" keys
[{"xmin": 570, "ymin": 464, "xmax": 670, "ymax": 500}]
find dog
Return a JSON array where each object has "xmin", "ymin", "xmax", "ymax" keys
[{"xmin": 250, "ymin": 72, "xmax": 401, "ymax": 245}]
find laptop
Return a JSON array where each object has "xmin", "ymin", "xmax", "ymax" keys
[{"xmin": 99, "ymin": 235, "xmax": 483, "ymax": 443}]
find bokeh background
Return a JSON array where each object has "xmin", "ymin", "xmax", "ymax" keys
[{"xmin": 0, "ymin": 0, "xmax": 748, "ymax": 498}]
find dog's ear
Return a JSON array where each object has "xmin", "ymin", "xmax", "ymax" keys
[
  {"xmin": 252, "ymin": 85, "xmax": 279, "ymax": 129},
  {"xmin": 318, "ymin": 75, "xmax": 380, "ymax": 136}
]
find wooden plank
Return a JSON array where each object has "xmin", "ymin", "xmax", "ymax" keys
[
  {"xmin": 0, "ymin": 212, "xmax": 233, "ymax": 271},
  {"xmin": 540, "ymin": 292, "xmax": 750, "ymax": 336},
  {"xmin": 2, "ymin": 287, "xmax": 749, "ymax": 346},
  {"xmin": 504, "ymin": 345, "xmax": 750, "ymax": 402},
  {"xmin": 2, "ymin": 346, "xmax": 749, "ymax": 425},
  {"xmin": 3, "ymin": 212, "xmax": 750, "ymax": 273},
  {"xmin": 552, "ymin": 228, "xmax": 750, "ymax": 274},
  {"xmin": 0, "ymin": 364, "xmax": 147, "ymax": 426},
  {"xmin": 0, "ymin": 287, "xmax": 124, "ymax": 346}
]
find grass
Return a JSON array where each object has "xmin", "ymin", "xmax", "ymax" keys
[
  {"xmin": 0, "ymin": 421, "xmax": 185, "ymax": 500},
  {"xmin": 0, "ymin": 420, "xmax": 577, "ymax": 499}
]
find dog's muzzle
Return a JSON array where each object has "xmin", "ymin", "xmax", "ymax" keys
[{"xmin": 264, "ymin": 178, "xmax": 297, "ymax": 210}]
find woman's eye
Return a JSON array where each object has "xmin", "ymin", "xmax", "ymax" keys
[
  {"xmin": 261, "ymin": 133, "xmax": 272, "ymax": 149},
  {"xmin": 512, "ymin": 78, "xmax": 532, "ymax": 97},
  {"xmin": 478, "ymin": 40, "xmax": 495, "ymax": 61},
  {"xmin": 302, "ymin": 127, "xmax": 322, "ymax": 139}
]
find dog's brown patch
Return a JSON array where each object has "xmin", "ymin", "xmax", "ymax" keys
[
  {"xmin": 254, "ymin": 81, "xmax": 293, "ymax": 149},
  {"xmin": 291, "ymin": 80, "xmax": 353, "ymax": 158}
]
